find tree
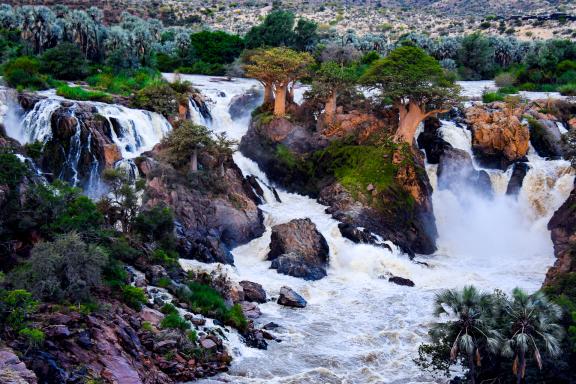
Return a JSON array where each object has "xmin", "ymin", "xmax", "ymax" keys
[
  {"xmin": 244, "ymin": 10, "xmax": 295, "ymax": 49},
  {"xmin": 161, "ymin": 120, "xmax": 213, "ymax": 172},
  {"xmin": 431, "ymin": 286, "xmax": 500, "ymax": 384},
  {"xmin": 100, "ymin": 168, "xmax": 140, "ymax": 233},
  {"xmin": 40, "ymin": 42, "xmax": 88, "ymax": 80},
  {"xmin": 3, "ymin": 56, "xmax": 47, "ymax": 89},
  {"xmin": 189, "ymin": 30, "xmax": 244, "ymax": 64},
  {"xmin": 211, "ymin": 132, "xmax": 237, "ymax": 177},
  {"xmin": 13, "ymin": 232, "xmax": 108, "ymax": 303},
  {"xmin": 292, "ymin": 18, "xmax": 318, "ymax": 51},
  {"xmin": 501, "ymin": 289, "xmax": 563, "ymax": 384},
  {"xmin": 313, "ymin": 61, "xmax": 359, "ymax": 124},
  {"xmin": 243, "ymin": 47, "xmax": 313, "ymax": 116},
  {"xmin": 458, "ymin": 33, "xmax": 495, "ymax": 79},
  {"xmin": 361, "ymin": 46, "xmax": 460, "ymax": 143}
]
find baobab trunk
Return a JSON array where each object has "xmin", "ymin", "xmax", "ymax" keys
[
  {"xmin": 394, "ymin": 101, "xmax": 447, "ymax": 144},
  {"xmin": 263, "ymin": 82, "xmax": 274, "ymax": 106},
  {"xmin": 274, "ymin": 84, "xmax": 288, "ymax": 117},
  {"xmin": 324, "ymin": 90, "xmax": 338, "ymax": 125},
  {"xmin": 190, "ymin": 148, "xmax": 198, "ymax": 173}
]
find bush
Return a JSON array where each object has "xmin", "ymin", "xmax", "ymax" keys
[
  {"xmin": 559, "ymin": 83, "xmax": 576, "ymax": 96},
  {"xmin": 160, "ymin": 303, "xmax": 178, "ymax": 314},
  {"xmin": 494, "ymin": 72, "xmax": 516, "ymax": 87},
  {"xmin": 40, "ymin": 43, "xmax": 88, "ymax": 80},
  {"xmin": 0, "ymin": 289, "xmax": 38, "ymax": 330},
  {"xmin": 56, "ymin": 85, "xmax": 113, "ymax": 103},
  {"xmin": 225, "ymin": 303, "xmax": 248, "ymax": 331},
  {"xmin": 2, "ymin": 56, "xmax": 47, "ymax": 90},
  {"xmin": 0, "ymin": 153, "xmax": 27, "ymax": 188},
  {"xmin": 132, "ymin": 82, "xmax": 178, "ymax": 117},
  {"xmin": 160, "ymin": 312, "xmax": 190, "ymax": 331},
  {"xmin": 19, "ymin": 328, "xmax": 45, "ymax": 351},
  {"xmin": 482, "ymin": 91, "xmax": 505, "ymax": 103},
  {"xmin": 12, "ymin": 233, "xmax": 108, "ymax": 303},
  {"xmin": 132, "ymin": 206, "xmax": 175, "ymax": 244},
  {"xmin": 121, "ymin": 285, "xmax": 147, "ymax": 310},
  {"xmin": 86, "ymin": 68, "xmax": 160, "ymax": 96}
]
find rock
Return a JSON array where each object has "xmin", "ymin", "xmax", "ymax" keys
[
  {"xmin": 140, "ymin": 307, "xmax": 164, "ymax": 327},
  {"xmin": 246, "ymin": 175, "xmax": 265, "ymax": 202},
  {"xmin": 239, "ymin": 301, "xmax": 261, "ymax": 319},
  {"xmin": 506, "ymin": 162, "xmax": 530, "ymax": 196},
  {"xmin": 103, "ymin": 144, "xmax": 122, "ymax": 167},
  {"xmin": 417, "ymin": 131, "xmax": 453, "ymax": 164},
  {"xmin": 466, "ymin": 103, "xmax": 530, "ymax": 169},
  {"xmin": 200, "ymin": 338, "xmax": 217, "ymax": 350},
  {"xmin": 277, "ymin": 286, "xmax": 307, "ymax": 308},
  {"xmin": 389, "ymin": 276, "xmax": 415, "ymax": 287},
  {"xmin": 437, "ymin": 147, "xmax": 494, "ymax": 198},
  {"xmin": 146, "ymin": 265, "xmax": 169, "ymax": 285},
  {"xmin": 154, "ymin": 339, "xmax": 178, "ymax": 353},
  {"xmin": 45, "ymin": 325, "xmax": 71, "ymax": 338},
  {"xmin": 228, "ymin": 282, "xmax": 245, "ymax": 303},
  {"xmin": 241, "ymin": 329, "xmax": 268, "ymax": 350},
  {"xmin": 229, "ymin": 88, "xmax": 262, "ymax": 120},
  {"xmin": 0, "ymin": 348, "xmax": 37, "ymax": 384},
  {"xmin": 338, "ymin": 223, "xmax": 391, "ymax": 251},
  {"xmin": 528, "ymin": 118, "xmax": 564, "ymax": 159},
  {"xmin": 76, "ymin": 330, "xmax": 93, "ymax": 349},
  {"xmin": 268, "ymin": 218, "xmax": 329, "ymax": 280},
  {"xmin": 239, "ymin": 281, "xmax": 267, "ymax": 303},
  {"xmin": 262, "ymin": 322, "xmax": 280, "ymax": 330}
]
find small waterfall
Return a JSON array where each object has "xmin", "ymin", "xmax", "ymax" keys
[{"xmin": 189, "ymin": 95, "xmax": 213, "ymax": 127}]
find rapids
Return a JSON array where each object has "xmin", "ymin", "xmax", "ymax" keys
[{"xmin": 165, "ymin": 75, "xmax": 575, "ymax": 384}]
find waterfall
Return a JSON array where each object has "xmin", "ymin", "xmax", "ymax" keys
[{"xmin": 179, "ymin": 75, "xmax": 575, "ymax": 384}]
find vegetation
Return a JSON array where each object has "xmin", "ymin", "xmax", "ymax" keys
[
  {"xmin": 56, "ymin": 84, "xmax": 113, "ymax": 103},
  {"xmin": 361, "ymin": 46, "xmax": 460, "ymax": 143}
]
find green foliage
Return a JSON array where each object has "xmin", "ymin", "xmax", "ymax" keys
[
  {"xmin": 86, "ymin": 68, "xmax": 160, "ymax": 96},
  {"xmin": 151, "ymin": 249, "xmax": 179, "ymax": 266},
  {"xmin": 457, "ymin": 33, "xmax": 495, "ymax": 79},
  {"xmin": 0, "ymin": 152, "xmax": 27, "ymax": 188},
  {"xmin": 160, "ymin": 312, "xmax": 190, "ymax": 332},
  {"xmin": 23, "ymin": 141, "xmax": 43, "ymax": 161},
  {"xmin": 133, "ymin": 81, "xmax": 178, "ymax": 117},
  {"xmin": 56, "ymin": 85, "xmax": 113, "ymax": 103},
  {"xmin": 187, "ymin": 329, "xmax": 198, "ymax": 342},
  {"xmin": 40, "ymin": 43, "xmax": 88, "ymax": 80},
  {"xmin": 0, "ymin": 289, "xmax": 38, "ymax": 330},
  {"xmin": 121, "ymin": 285, "xmax": 147, "ymax": 310},
  {"xmin": 156, "ymin": 277, "xmax": 172, "ymax": 288},
  {"xmin": 103, "ymin": 256, "xmax": 129, "ymax": 288},
  {"xmin": 132, "ymin": 206, "xmax": 175, "ymax": 244},
  {"xmin": 275, "ymin": 144, "xmax": 297, "ymax": 168},
  {"xmin": 559, "ymin": 83, "xmax": 576, "ymax": 96},
  {"xmin": 245, "ymin": 10, "xmax": 296, "ymax": 49},
  {"xmin": 12, "ymin": 232, "xmax": 108, "ymax": 303},
  {"xmin": 2, "ymin": 56, "xmax": 47, "ymax": 90},
  {"xmin": 482, "ymin": 91, "xmax": 506, "ymax": 103},
  {"xmin": 18, "ymin": 327, "xmax": 45, "ymax": 350},
  {"xmin": 161, "ymin": 303, "xmax": 178, "ymax": 315},
  {"xmin": 225, "ymin": 303, "xmax": 248, "ymax": 331},
  {"xmin": 141, "ymin": 321, "xmax": 153, "ymax": 332},
  {"xmin": 160, "ymin": 120, "xmax": 213, "ymax": 168},
  {"xmin": 190, "ymin": 31, "xmax": 244, "ymax": 65}
]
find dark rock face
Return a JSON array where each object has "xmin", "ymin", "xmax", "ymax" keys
[
  {"xmin": 506, "ymin": 162, "xmax": 530, "ymax": 196},
  {"xmin": 240, "ymin": 281, "xmax": 267, "ymax": 303},
  {"xmin": 417, "ymin": 131, "xmax": 453, "ymax": 164},
  {"xmin": 277, "ymin": 286, "xmax": 307, "ymax": 308},
  {"xmin": 389, "ymin": 276, "xmax": 415, "ymax": 287},
  {"xmin": 229, "ymin": 88, "xmax": 262, "ymax": 120},
  {"xmin": 268, "ymin": 218, "xmax": 329, "ymax": 280},
  {"xmin": 142, "ymin": 152, "xmax": 265, "ymax": 265},
  {"xmin": 338, "ymin": 223, "xmax": 392, "ymax": 251},
  {"xmin": 438, "ymin": 147, "xmax": 494, "ymax": 198},
  {"xmin": 545, "ymin": 183, "xmax": 576, "ymax": 285},
  {"xmin": 529, "ymin": 118, "xmax": 564, "ymax": 159}
]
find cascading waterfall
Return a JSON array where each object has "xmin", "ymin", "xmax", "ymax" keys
[{"xmin": 176, "ymin": 75, "xmax": 575, "ymax": 384}]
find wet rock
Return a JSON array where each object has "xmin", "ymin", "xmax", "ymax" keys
[
  {"xmin": 268, "ymin": 218, "xmax": 329, "ymax": 281},
  {"xmin": 239, "ymin": 301, "xmax": 261, "ymax": 319},
  {"xmin": 0, "ymin": 348, "xmax": 38, "ymax": 384},
  {"xmin": 438, "ymin": 147, "xmax": 494, "ymax": 198},
  {"xmin": 239, "ymin": 281, "xmax": 267, "ymax": 303},
  {"xmin": 417, "ymin": 131, "xmax": 453, "ymax": 164},
  {"xmin": 146, "ymin": 265, "xmax": 169, "ymax": 285},
  {"xmin": 241, "ymin": 329, "xmax": 268, "ymax": 350},
  {"xmin": 338, "ymin": 223, "xmax": 392, "ymax": 251},
  {"xmin": 229, "ymin": 88, "xmax": 262, "ymax": 120},
  {"xmin": 528, "ymin": 118, "xmax": 564, "ymax": 159},
  {"xmin": 389, "ymin": 276, "xmax": 415, "ymax": 287},
  {"xmin": 506, "ymin": 162, "xmax": 530, "ymax": 196},
  {"xmin": 103, "ymin": 143, "xmax": 123, "ymax": 167},
  {"xmin": 199, "ymin": 338, "xmax": 217, "ymax": 350},
  {"xmin": 277, "ymin": 286, "xmax": 307, "ymax": 308},
  {"xmin": 246, "ymin": 175, "xmax": 265, "ymax": 202},
  {"xmin": 466, "ymin": 103, "xmax": 530, "ymax": 169},
  {"xmin": 262, "ymin": 322, "xmax": 280, "ymax": 330}
]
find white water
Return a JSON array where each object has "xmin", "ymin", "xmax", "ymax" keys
[{"xmin": 169, "ymin": 76, "xmax": 575, "ymax": 383}]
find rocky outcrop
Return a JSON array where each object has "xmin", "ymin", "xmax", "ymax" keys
[
  {"xmin": 544, "ymin": 183, "xmax": 576, "ymax": 285},
  {"xmin": 466, "ymin": 103, "xmax": 529, "ymax": 169},
  {"xmin": 277, "ymin": 286, "xmax": 307, "ymax": 308},
  {"xmin": 267, "ymin": 218, "xmax": 329, "ymax": 280},
  {"xmin": 0, "ymin": 348, "xmax": 37, "ymax": 384},
  {"xmin": 506, "ymin": 162, "xmax": 530, "ymax": 196},
  {"xmin": 229, "ymin": 87, "xmax": 262, "ymax": 120},
  {"xmin": 140, "ymin": 155, "xmax": 264, "ymax": 265},
  {"xmin": 527, "ymin": 117, "xmax": 564, "ymax": 159},
  {"xmin": 239, "ymin": 281, "xmax": 267, "ymax": 303},
  {"xmin": 417, "ymin": 131, "xmax": 453, "ymax": 164},
  {"xmin": 437, "ymin": 147, "xmax": 494, "ymax": 197}
]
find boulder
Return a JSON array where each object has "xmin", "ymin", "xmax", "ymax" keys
[
  {"xmin": 140, "ymin": 307, "xmax": 164, "ymax": 327},
  {"xmin": 239, "ymin": 301, "xmax": 262, "ymax": 319},
  {"xmin": 437, "ymin": 147, "xmax": 493, "ymax": 198},
  {"xmin": 417, "ymin": 131, "xmax": 453, "ymax": 164},
  {"xmin": 277, "ymin": 286, "xmax": 307, "ymax": 308},
  {"xmin": 389, "ymin": 276, "xmax": 415, "ymax": 287},
  {"xmin": 337, "ymin": 223, "xmax": 391, "ymax": 251},
  {"xmin": 0, "ymin": 348, "xmax": 37, "ymax": 384},
  {"xmin": 103, "ymin": 144, "xmax": 123, "ymax": 167},
  {"xmin": 229, "ymin": 88, "xmax": 262, "ymax": 120},
  {"xmin": 506, "ymin": 162, "xmax": 530, "ymax": 196},
  {"xmin": 528, "ymin": 118, "xmax": 564, "ymax": 159},
  {"xmin": 239, "ymin": 281, "xmax": 267, "ymax": 303},
  {"xmin": 268, "ymin": 218, "xmax": 329, "ymax": 280},
  {"xmin": 199, "ymin": 338, "xmax": 217, "ymax": 350},
  {"xmin": 466, "ymin": 104, "xmax": 529, "ymax": 169}
]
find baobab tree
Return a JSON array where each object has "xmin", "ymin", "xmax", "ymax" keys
[
  {"xmin": 244, "ymin": 47, "xmax": 313, "ymax": 117},
  {"xmin": 361, "ymin": 46, "xmax": 460, "ymax": 143}
]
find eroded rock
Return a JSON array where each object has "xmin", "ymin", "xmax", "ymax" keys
[{"xmin": 277, "ymin": 286, "xmax": 307, "ymax": 308}]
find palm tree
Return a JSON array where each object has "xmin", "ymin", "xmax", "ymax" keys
[
  {"xmin": 501, "ymin": 288, "xmax": 563, "ymax": 384},
  {"xmin": 432, "ymin": 285, "xmax": 501, "ymax": 384}
]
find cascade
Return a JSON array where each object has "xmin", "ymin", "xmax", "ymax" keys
[{"xmin": 180, "ymin": 75, "xmax": 575, "ymax": 383}]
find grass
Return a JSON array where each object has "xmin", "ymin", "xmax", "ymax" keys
[
  {"xmin": 86, "ymin": 68, "xmax": 160, "ymax": 96},
  {"xmin": 559, "ymin": 83, "xmax": 576, "ymax": 96},
  {"xmin": 56, "ymin": 84, "xmax": 113, "ymax": 103},
  {"xmin": 482, "ymin": 91, "xmax": 506, "ymax": 103}
]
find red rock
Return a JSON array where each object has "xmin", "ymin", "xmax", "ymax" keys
[{"xmin": 103, "ymin": 144, "xmax": 123, "ymax": 167}]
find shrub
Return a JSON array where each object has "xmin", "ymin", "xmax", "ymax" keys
[
  {"xmin": 151, "ymin": 249, "xmax": 178, "ymax": 266},
  {"xmin": 40, "ymin": 43, "xmax": 88, "ymax": 80},
  {"xmin": 2, "ymin": 56, "xmax": 47, "ymax": 90},
  {"xmin": 19, "ymin": 328, "xmax": 45, "ymax": 351},
  {"xmin": 559, "ymin": 83, "xmax": 576, "ymax": 96},
  {"xmin": 141, "ymin": 321, "xmax": 153, "ymax": 332},
  {"xmin": 0, "ymin": 289, "xmax": 38, "ymax": 330},
  {"xmin": 132, "ymin": 82, "xmax": 178, "ymax": 117},
  {"xmin": 121, "ymin": 286, "xmax": 147, "ymax": 310},
  {"xmin": 495, "ymin": 72, "xmax": 516, "ymax": 87},
  {"xmin": 225, "ymin": 303, "xmax": 248, "ymax": 331},
  {"xmin": 160, "ymin": 312, "xmax": 190, "ymax": 331},
  {"xmin": 187, "ymin": 329, "xmax": 197, "ymax": 342},
  {"xmin": 156, "ymin": 277, "xmax": 172, "ymax": 288},
  {"xmin": 160, "ymin": 303, "xmax": 178, "ymax": 315},
  {"xmin": 103, "ymin": 257, "xmax": 129, "ymax": 288},
  {"xmin": 12, "ymin": 233, "xmax": 108, "ymax": 303},
  {"xmin": 23, "ymin": 141, "xmax": 43, "ymax": 160},
  {"xmin": 86, "ymin": 68, "xmax": 160, "ymax": 96},
  {"xmin": 132, "ymin": 206, "xmax": 175, "ymax": 244},
  {"xmin": 482, "ymin": 91, "xmax": 505, "ymax": 103},
  {"xmin": 56, "ymin": 85, "xmax": 113, "ymax": 103},
  {"xmin": 0, "ymin": 153, "xmax": 27, "ymax": 188}
]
